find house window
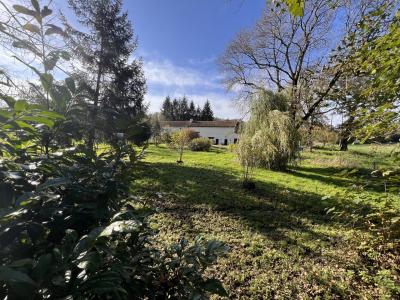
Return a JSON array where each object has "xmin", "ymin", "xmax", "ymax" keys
[
  {"xmin": 208, "ymin": 137, "xmax": 214, "ymax": 140},
  {"xmin": 224, "ymin": 139, "xmax": 228, "ymax": 145},
  {"xmin": 215, "ymin": 139, "xmax": 219, "ymax": 145},
  {"xmin": 234, "ymin": 138, "xmax": 238, "ymax": 144}
]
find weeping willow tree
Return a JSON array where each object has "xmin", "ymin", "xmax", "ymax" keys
[{"xmin": 237, "ymin": 90, "xmax": 299, "ymax": 176}]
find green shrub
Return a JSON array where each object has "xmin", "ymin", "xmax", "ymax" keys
[
  {"xmin": 0, "ymin": 95, "xmax": 228, "ymax": 300},
  {"xmin": 187, "ymin": 129, "xmax": 200, "ymax": 140},
  {"xmin": 189, "ymin": 137, "xmax": 212, "ymax": 151}
]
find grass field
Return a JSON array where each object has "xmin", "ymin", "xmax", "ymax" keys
[{"xmin": 132, "ymin": 144, "xmax": 399, "ymax": 299}]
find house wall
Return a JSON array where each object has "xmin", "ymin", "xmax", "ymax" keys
[{"xmin": 162, "ymin": 126, "xmax": 239, "ymax": 145}]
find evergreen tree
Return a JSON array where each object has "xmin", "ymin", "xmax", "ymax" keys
[
  {"xmin": 102, "ymin": 60, "xmax": 148, "ymax": 144},
  {"xmin": 172, "ymin": 98, "xmax": 179, "ymax": 120},
  {"xmin": 196, "ymin": 105, "xmax": 202, "ymax": 121},
  {"xmin": 201, "ymin": 100, "xmax": 214, "ymax": 121},
  {"xmin": 188, "ymin": 100, "xmax": 196, "ymax": 120},
  {"xmin": 161, "ymin": 96, "xmax": 173, "ymax": 120},
  {"xmin": 161, "ymin": 97, "xmax": 212, "ymax": 121},
  {"xmin": 178, "ymin": 96, "xmax": 189, "ymax": 120},
  {"xmin": 65, "ymin": 0, "xmax": 145, "ymax": 150}
]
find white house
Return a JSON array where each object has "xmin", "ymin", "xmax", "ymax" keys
[{"xmin": 160, "ymin": 120, "xmax": 240, "ymax": 145}]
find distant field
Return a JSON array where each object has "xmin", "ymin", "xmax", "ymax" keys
[{"xmin": 132, "ymin": 144, "xmax": 399, "ymax": 299}]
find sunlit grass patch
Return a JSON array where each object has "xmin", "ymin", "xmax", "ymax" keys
[{"xmin": 132, "ymin": 144, "xmax": 400, "ymax": 299}]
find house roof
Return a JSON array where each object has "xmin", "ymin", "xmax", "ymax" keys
[{"xmin": 160, "ymin": 120, "xmax": 240, "ymax": 128}]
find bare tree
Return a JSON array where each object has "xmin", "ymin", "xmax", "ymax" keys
[{"xmin": 220, "ymin": 0, "xmax": 391, "ymax": 127}]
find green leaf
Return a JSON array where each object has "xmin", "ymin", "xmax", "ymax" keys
[
  {"xmin": 32, "ymin": 254, "xmax": 52, "ymax": 282},
  {"xmin": 20, "ymin": 116, "xmax": 55, "ymax": 128},
  {"xmin": 40, "ymin": 73, "xmax": 53, "ymax": 92},
  {"xmin": 9, "ymin": 259, "xmax": 34, "ymax": 269},
  {"xmin": 0, "ymin": 266, "xmax": 36, "ymax": 298},
  {"xmin": 45, "ymin": 24, "xmax": 65, "ymax": 36},
  {"xmin": 23, "ymin": 23, "xmax": 41, "ymax": 34},
  {"xmin": 73, "ymin": 227, "xmax": 103, "ymax": 255},
  {"xmin": 41, "ymin": 6, "xmax": 52, "ymax": 18},
  {"xmin": 13, "ymin": 5, "xmax": 37, "ymax": 17},
  {"xmin": 15, "ymin": 120, "xmax": 35, "ymax": 132},
  {"xmin": 62, "ymin": 229, "xmax": 78, "ymax": 255},
  {"xmin": 14, "ymin": 100, "xmax": 28, "ymax": 112},
  {"xmin": 15, "ymin": 192, "xmax": 36, "ymax": 206},
  {"xmin": 65, "ymin": 77, "xmax": 76, "ymax": 93},
  {"xmin": 12, "ymin": 41, "xmax": 41, "ymax": 56},
  {"xmin": 49, "ymin": 85, "xmax": 71, "ymax": 113},
  {"xmin": 39, "ymin": 110, "xmax": 64, "ymax": 120},
  {"xmin": 31, "ymin": 0, "xmax": 40, "ymax": 12},
  {"xmin": 0, "ymin": 94, "xmax": 16, "ymax": 107},
  {"xmin": 36, "ymin": 177, "xmax": 70, "ymax": 191},
  {"xmin": 203, "ymin": 278, "xmax": 228, "ymax": 296},
  {"xmin": 99, "ymin": 220, "xmax": 140, "ymax": 237}
]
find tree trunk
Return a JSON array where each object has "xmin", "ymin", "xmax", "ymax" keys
[
  {"xmin": 87, "ymin": 40, "xmax": 104, "ymax": 152},
  {"xmin": 289, "ymin": 85, "xmax": 298, "ymax": 123},
  {"xmin": 339, "ymin": 115, "xmax": 354, "ymax": 152},
  {"xmin": 307, "ymin": 120, "xmax": 314, "ymax": 152},
  {"xmin": 339, "ymin": 137, "xmax": 348, "ymax": 151},
  {"xmin": 178, "ymin": 144, "xmax": 184, "ymax": 162}
]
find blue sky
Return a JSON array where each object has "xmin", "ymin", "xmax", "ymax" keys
[
  {"xmin": 123, "ymin": 0, "xmax": 266, "ymax": 118},
  {"xmin": 0, "ymin": 0, "xmax": 265, "ymax": 118}
]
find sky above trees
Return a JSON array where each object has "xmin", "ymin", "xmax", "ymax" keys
[
  {"xmin": 1, "ymin": 0, "xmax": 266, "ymax": 118},
  {"xmin": 122, "ymin": 0, "xmax": 266, "ymax": 119},
  {"xmin": 0, "ymin": 0, "xmax": 341, "ymax": 121}
]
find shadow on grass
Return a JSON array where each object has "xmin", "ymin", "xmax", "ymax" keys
[
  {"xmin": 132, "ymin": 161, "xmax": 377, "ymax": 255},
  {"xmin": 290, "ymin": 166, "xmax": 395, "ymax": 194}
]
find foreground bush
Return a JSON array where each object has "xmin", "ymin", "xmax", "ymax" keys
[
  {"xmin": 0, "ymin": 1, "xmax": 227, "ymax": 298},
  {"xmin": 0, "ymin": 101, "xmax": 228, "ymax": 300},
  {"xmin": 189, "ymin": 137, "xmax": 212, "ymax": 151}
]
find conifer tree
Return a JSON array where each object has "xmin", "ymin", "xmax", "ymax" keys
[
  {"xmin": 161, "ymin": 96, "xmax": 174, "ymax": 120},
  {"xmin": 172, "ymin": 98, "xmax": 179, "ymax": 120},
  {"xmin": 188, "ymin": 100, "xmax": 196, "ymax": 119},
  {"xmin": 65, "ymin": 0, "xmax": 146, "ymax": 150},
  {"xmin": 178, "ymin": 96, "xmax": 189, "ymax": 120},
  {"xmin": 201, "ymin": 100, "xmax": 214, "ymax": 121},
  {"xmin": 196, "ymin": 105, "xmax": 202, "ymax": 120}
]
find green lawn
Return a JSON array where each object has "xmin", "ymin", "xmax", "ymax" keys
[{"xmin": 132, "ymin": 144, "xmax": 399, "ymax": 299}]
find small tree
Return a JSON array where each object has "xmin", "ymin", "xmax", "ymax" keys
[
  {"xmin": 239, "ymin": 90, "xmax": 299, "ymax": 171},
  {"xmin": 171, "ymin": 129, "xmax": 195, "ymax": 163},
  {"xmin": 236, "ymin": 135, "xmax": 258, "ymax": 189},
  {"xmin": 150, "ymin": 115, "xmax": 162, "ymax": 146}
]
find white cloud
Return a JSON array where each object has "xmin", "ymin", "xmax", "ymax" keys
[
  {"xmin": 188, "ymin": 56, "xmax": 216, "ymax": 66},
  {"xmin": 143, "ymin": 59, "xmax": 219, "ymax": 88},
  {"xmin": 142, "ymin": 58, "xmax": 244, "ymax": 119}
]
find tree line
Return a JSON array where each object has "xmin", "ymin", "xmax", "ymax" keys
[{"xmin": 161, "ymin": 96, "xmax": 214, "ymax": 121}]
